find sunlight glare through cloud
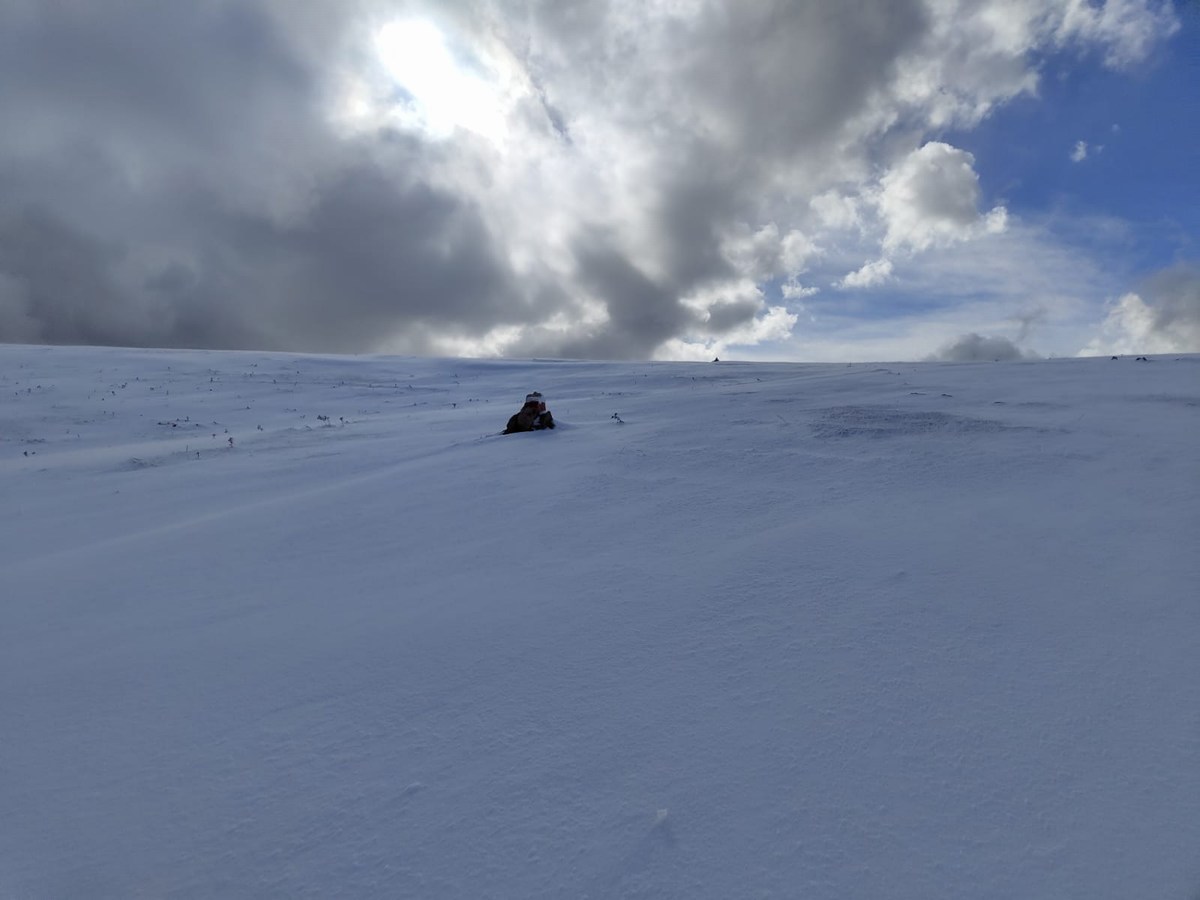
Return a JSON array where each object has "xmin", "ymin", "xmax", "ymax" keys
[{"xmin": 375, "ymin": 19, "xmax": 508, "ymax": 141}]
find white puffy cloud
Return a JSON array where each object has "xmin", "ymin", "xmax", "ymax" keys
[
  {"xmin": 1083, "ymin": 293, "xmax": 1167, "ymax": 355},
  {"xmin": 877, "ymin": 142, "xmax": 1009, "ymax": 254},
  {"xmin": 840, "ymin": 258, "xmax": 895, "ymax": 289},
  {"xmin": 1080, "ymin": 265, "xmax": 1200, "ymax": 355}
]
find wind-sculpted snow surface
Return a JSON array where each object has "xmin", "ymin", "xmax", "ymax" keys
[{"xmin": 2, "ymin": 345, "xmax": 1198, "ymax": 898}]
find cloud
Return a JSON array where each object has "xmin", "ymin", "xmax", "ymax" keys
[
  {"xmin": 929, "ymin": 333, "xmax": 1034, "ymax": 362},
  {"xmin": 1079, "ymin": 264, "xmax": 1200, "ymax": 355},
  {"xmin": 0, "ymin": 0, "xmax": 1183, "ymax": 360},
  {"xmin": 810, "ymin": 192, "xmax": 862, "ymax": 231},
  {"xmin": 839, "ymin": 259, "xmax": 895, "ymax": 289},
  {"xmin": 878, "ymin": 143, "xmax": 1009, "ymax": 254},
  {"xmin": 0, "ymin": 209, "xmax": 153, "ymax": 347},
  {"xmin": 814, "ymin": 215, "xmax": 1138, "ymax": 359},
  {"xmin": 1054, "ymin": 0, "xmax": 1181, "ymax": 68},
  {"xmin": 1071, "ymin": 140, "xmax": 1089, "ymax": 162}
]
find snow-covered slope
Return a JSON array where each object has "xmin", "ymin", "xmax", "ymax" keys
[{"xmin": 3, "ymin": 345, "xmax": 1198, "ymax": 898}]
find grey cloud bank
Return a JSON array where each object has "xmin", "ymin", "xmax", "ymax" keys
[
  {"xmin": 929, "ymin": 333, "xmax": 1033, "ymax": 362},
  {"xmin": 0, "ymin": 1, "xmax": 1189, "ymax": 360}
]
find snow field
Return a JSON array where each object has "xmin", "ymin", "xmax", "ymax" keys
[{"xmin": 2, "ymin": 345, "xmax": 1198, "ymax": 898}]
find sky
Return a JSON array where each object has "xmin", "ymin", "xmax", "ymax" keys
[{"xmin": 0, "ymin": 0, "xmax": 1197, "ymax": 362}]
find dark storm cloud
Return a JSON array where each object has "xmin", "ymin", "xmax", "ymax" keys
[
  {"xmin": 654, "ymin": 160, "xmax": 742, "ymax": 289},
  {"xmin": 551, "ymin": 240, "xmax": 694, "ymax": 361},
  {"xmin": 680, "ymin": 0, "xmax": 929, "ymax": 156},
  {"xmin": 217, "ymin": 162, "xmax": 524, "ymax": 352},
  {"xmin": 0, "ymin": 154, "xmax": 522, "ymax": 353},
  {"xmin": 705, "ymin": 298, "xmax": 763, "ymax": 334},
  {"xmin": 0, "ymin": 1, "xmax": 522, "ymax": 353},
  {"xmin": 133, "ymin": 158, "xmax": 518, "ymax": 352},
  {"xmin": 0, "ymin": 2, "xmax": 314, "ymax": 164},
  {"xmin": 0, "ymin": 208, "xmax": 150, "ymax": 346}
]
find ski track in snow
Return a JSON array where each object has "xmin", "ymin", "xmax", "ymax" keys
[{"xmin": 2, "ymin": 345, "xmax": 1199, "ymax": 899}]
